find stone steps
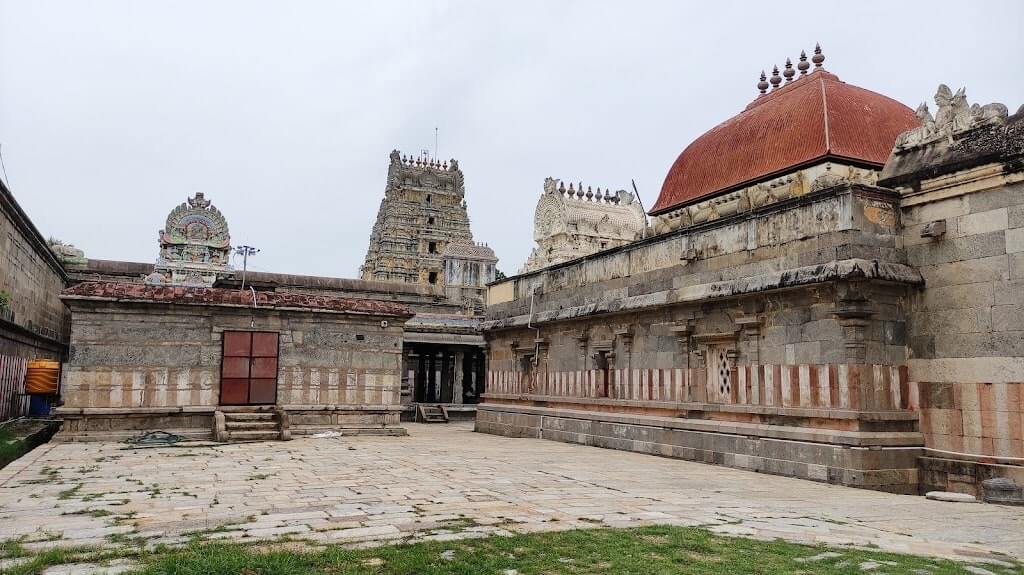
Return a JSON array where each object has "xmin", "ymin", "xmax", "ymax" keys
[
  {"xmin": 227, "ymin": 429, "xmax": 281, "ymax": 442},
  {"xmin": 215, "ymin": 408, "xmax": 291, "ymax": 441},
  {"xmin": 225, "ymin": 420, "xmax": 278, "ymax": 431},
  {"xmin": 222, "ymin": 411, "xmax": 274, "ymax": 421},
  {"xmin": 417, "ymin": 404, "xmax": 449, "ymax": 424}
]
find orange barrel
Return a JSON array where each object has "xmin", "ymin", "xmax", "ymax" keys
[{"xmin": 24, "ymin": 359, "xmax": 60, "ymax": 395}]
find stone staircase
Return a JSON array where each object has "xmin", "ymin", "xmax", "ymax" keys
[
  {"xmin": 214, "ymin": 407, "xmax": 291, "ymax": 442},
  {"xmin": 416, "ymin": 403, "xmax": 449, "ymax": 424}
]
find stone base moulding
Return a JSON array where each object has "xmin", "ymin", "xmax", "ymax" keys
[
  {"xmin": 55, "ymin": 406, "xmax": 217, "ymax": 442},
  {"xmin": 475, "ymin": 403, "xmax": 923, "ymax": 494},
  {"xmin": 54, "ymin": 405, "xmax": 407, "ymax": 441},
  {"xmin": 283, "ymin": 404, "xmax": 407, "ymax": 437},
  {"xmin": 918, "ymin": 455, "xmax": 1024, "ymax": 499}
]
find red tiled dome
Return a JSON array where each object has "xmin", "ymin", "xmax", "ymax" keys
[{"xmin": 650, "ymin": 71, "xmax": 919, "ymax": 215}]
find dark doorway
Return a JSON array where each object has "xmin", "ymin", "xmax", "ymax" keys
[
  {"xmin": 409, "ymin": 345, "xmax": 486, "ymax": 404},
  {"xmin": 595, "ymin": 350, "xmax": 610, "ymax": 398},
  {"xmin": 220, "ymin": 331, "xmax": 279, "ymax": 405}
]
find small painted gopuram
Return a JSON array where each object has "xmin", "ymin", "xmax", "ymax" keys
[
  {"xmin": 479, "ymin": 47, "xmax": 1024, "ymax": 496},
  {"xmin": 147, "ymin": 192, "xmax": 233, "ymax": 287}
]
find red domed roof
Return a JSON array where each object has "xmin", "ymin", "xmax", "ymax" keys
[{"xmin": 650, "ymin": 71, "xmax": 918, "ymax": 215}]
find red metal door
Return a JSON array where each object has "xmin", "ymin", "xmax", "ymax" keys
[{"xmin": 220, "ymin": 331, "xmax": 279, "ymax": 405}]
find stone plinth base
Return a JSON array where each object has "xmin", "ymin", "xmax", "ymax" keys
[
  {"xmin": 918, "ymin": 454, "xmax": 1024, "ymax": 498},
  {"xmin": 284, "ymin": 404, "xmax": 406, "ymax": 437},
  {"xmin": 476, "ymin": 403, "xmax": 923, "ymax": 494},
  {"xmin": 55, "ymin": 405, "xmax": 407, "ymax": 441},
  {"xmin": 55, "ymin": 407, "xmax": 217, "ymax": 442}
]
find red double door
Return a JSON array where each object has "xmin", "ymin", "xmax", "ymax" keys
[{"xmin": 220, "ymin": 331, "xmax": 279, "ymax": 405}]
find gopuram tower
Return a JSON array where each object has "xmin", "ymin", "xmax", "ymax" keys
[{"xmin": 361, "ymin": 150, "xmax": 496, "ymax": 310}]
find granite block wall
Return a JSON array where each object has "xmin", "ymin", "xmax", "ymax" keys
[
  {"xmin": 0, "ymin": 183, "xmax": 68, "ymax": 359},
  {"xmin": 904, "ymin": 183, "xmax": 1024, "ymax": 461}
]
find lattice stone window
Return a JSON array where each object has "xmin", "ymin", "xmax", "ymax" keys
[{"xmin": 706, "ymin": 344, "xmax": 733, "ymax": 400}]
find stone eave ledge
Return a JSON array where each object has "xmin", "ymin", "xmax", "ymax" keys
[
  {"xmin": 481, "ymin": 258, "xmax": 923, "ymax": 330},
  {"xmin": 59, "ymin": 294, "xmax": 408, "ymax": 318},
  {"xmin": 60, "ymin": 281, "xmax": 414, "ymax": 319}
]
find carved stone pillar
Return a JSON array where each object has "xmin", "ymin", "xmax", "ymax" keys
[
  {"xmin": 614, "ymin": 329, "xmax": 633, "ymax": 372},
  {"xmin": 534, "ymin": 338, "xmax": 549, "ymax": 394},
  {"xmin": 509, "ymin": 340, "xmax": 519, "ymax": 373},
  {"xmin": 576, "ymin": 333, "xmax": 589, "ymax": 371},
  {"xmin": 834, "ymin": 281, "xmax": 875, "ymax": 363},
  {"xmin": 734, "ymin": 315, "xmax": 763, "ymax": 364},
  {"xmin": 452, "ymin": 350, "xmax": 465, "ymax": 404},
  {"xmin": 669, "ymin": 323, "xmax": 692, "ymax": 370}
]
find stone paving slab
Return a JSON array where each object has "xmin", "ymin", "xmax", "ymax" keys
[{"xmin": 0, "ymin": 423, "xmax": 1022, "ymax": 564}]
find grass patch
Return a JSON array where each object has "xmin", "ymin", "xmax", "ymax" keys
[
  {"xmin": 0, "ymin": 428, "xmax": 30, "ymax": 470},
  {"xmin": 1, "ymin": 545, "xmax": 115, "ymax": 575},
  {"xmin": 6, "ymin": 525, "xmax": 1013, "ymax": 575},
  {"xmin": 61, "ymin": 508, "xmax": 113, "ymax": 518},
  {"xmin": 0, "ymin": 537, "xmax": 28, "ymax": 559},
  {"xmin": 57, "ymin": 484, "xmax": 83, "ymax": 500},
  {"xmin": 0, "ymin": 421, "xmax": 58, "ymax": 470}
]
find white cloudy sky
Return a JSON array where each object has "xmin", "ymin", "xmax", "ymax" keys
[{"xmin": 1, "ymin": 1, "xmax": 1022, "ymax": 277}]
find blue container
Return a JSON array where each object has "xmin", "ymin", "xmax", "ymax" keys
[{"xmin": 28, "ymin": 395, "xmax": 51, "ymax": 416}]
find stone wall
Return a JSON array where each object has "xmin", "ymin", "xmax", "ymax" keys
[
  {"xmin": 879, "ymin": 100, "xmax": 1023, "ymax": 493},
  {"xmin": 902, "ymin": 182, "xmax": 1024, "ymax": 461},
  {"xmin": 0, "ymin": 181, "xmax": 68, "ymax": 359},
  {"xmin": 56, "ymin": 299, "xmax": 406, "ymax": 440}
]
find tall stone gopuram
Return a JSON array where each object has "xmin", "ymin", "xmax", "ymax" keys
[{"xmin": 361, "ymin": 150, "xmax": 496, "ymax": 311}]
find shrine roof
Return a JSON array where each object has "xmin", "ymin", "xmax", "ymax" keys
[{"xmin": 650, "ymin": 54, "xmax": 918, "ymax": 214}]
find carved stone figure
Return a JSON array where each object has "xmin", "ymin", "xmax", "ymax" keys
[
  {"xmin": 810, "ymin": 164, "xmax": 846, "ymax": 192},
  {"xmin": 47, "ymin": 239, "xmax": 87, "ymax": 265},
  {"xmin": 896, "ymin": 84, "xmax": 1008, "ymax": 150}
]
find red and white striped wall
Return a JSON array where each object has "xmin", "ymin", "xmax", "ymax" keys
[{"xmin": 486, "ymin": 363, "xmax": 911, "ymax": 411}]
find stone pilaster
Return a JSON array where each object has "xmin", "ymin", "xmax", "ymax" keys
[{"xmin": 834, "ymin": 281, "xmax": 875, "ymax": 363}]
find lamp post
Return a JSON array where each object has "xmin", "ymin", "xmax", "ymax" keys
[{"xmin": 235, "ymin": 245, "xmax": 260, "ymax": 291}]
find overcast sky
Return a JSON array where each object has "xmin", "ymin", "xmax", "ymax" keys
[{"xmin": 1, "ymin": 1, "xmax": 1022, "ymax": 277}]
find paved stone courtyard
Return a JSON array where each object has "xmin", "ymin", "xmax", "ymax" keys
[{"xmin": 2, "ymin": 423, "xmax": 1023, "ymax": 566}]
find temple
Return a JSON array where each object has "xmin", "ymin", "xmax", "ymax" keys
[
  {"xmin": 479, "ymin": 46, "xmax": 1024, "ymax": 495},
  {"xmin": 0, "ymin": 43, "xmax": 1020, "ymax": 498}
]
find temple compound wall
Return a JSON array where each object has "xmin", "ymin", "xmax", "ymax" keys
[
  {"xmin": 56, "ymin": 282, "xmax": 412, "ymax": 441},
  {"xmin": 0, "ymin": 179, "xmax": 68, "ymax": 360},
  {"xmin": 482, "ymin": 184, "xmax": 924, "ymax": 493}
]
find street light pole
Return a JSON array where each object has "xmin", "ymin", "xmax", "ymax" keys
[{"xmin": 234, "ymin": 245, "xmax": 260, "ymax": 291}]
